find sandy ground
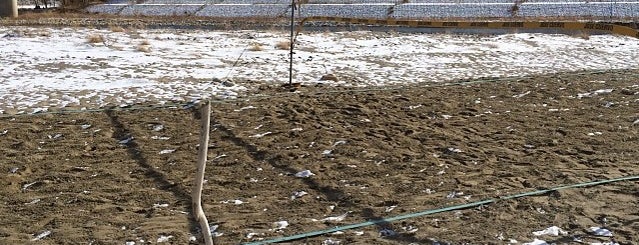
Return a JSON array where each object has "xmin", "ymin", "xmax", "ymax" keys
[{"xmin": 1, "ymin": 69, "xmax": 639, "ymax": 244}]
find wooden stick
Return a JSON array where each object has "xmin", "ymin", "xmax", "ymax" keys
[{"xmin": 192, "ymin": 101, "xmax": 213, "ymax": 245}]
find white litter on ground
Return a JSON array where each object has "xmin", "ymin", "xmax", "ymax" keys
[
  {"xmin": 221, "ymin": 199, "xmax": 244, "ymax": 205},
  {"xmin": 523, "ymin": 239, "xmax": 548, "ymax": 245},
  {"xmin": 577, "ymin": 88, "xmax": 614, "ymax": 98},
  {"xmin": 313, "ymin": 212, "xmax": 351, "ymax": 222},
  {"xmin": 322, "ymin": 238, "xmax": 341, "ymax": 245},
  {"xmin": 290, "ymin": 190, "xmax": 308, "ymax": 200},
  {"xmin": 294, "ymin": 170, "xmax": 315, "ymax": 178},
  {"xmin": 156, "ymin": 235, "xmax": 173, "ymax": 243},
  {"xmin": 159, "ymin": 149, "xmax": 176, "ymax": 154},
  {"xmin": 117, "ymin": 136, "xmax": 133, "ymax": 144},
  {"xmin": 379, "ymin": 228, "xmax": 397, "ymax": 237},
  {"xmin": 590, "ymin": 227, "xmax": 613, "ymax": 237},
  {"xmin": 272, "ymin": 221, "xmax": 289, "ymax": 231},
  {"xmin": 209, "ymin": 224, "xmax": 223, "ymax": 237},
  {"xmin": 246, "ymin": 232, "xmax": 264, "ymax": 239},
  {"xmin": 153, "ymin": 203, "xmax": 169, "ymax": 208},
  {"xmin": 151, "ymin": 136, "xmax": 170, "ymax": 140},
  {"xmin": 248, "ymin": 132, "xmax": 272, "ymax": 138},
  {"xmin": 32, "ymin": 230, "xmax": 51, "ymax": 241},
  {"xmin": 152, "ymin": 124, "xmax": 164, "ymax": 131},
  {"xmin": 532, "ymin": 226, "xmax": 568, "ymax": 236}
]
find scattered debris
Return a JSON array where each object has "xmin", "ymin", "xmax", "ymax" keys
[
  {"xmin": 446, "ymin": 191, "xmax": 466, "ymax": 199},
  {"xmin": 379, "ymin": 228, "xmax": 397, "ymax": 237},
  {"xmin": 385, "ymin": 205, "xmax": 397, "ymax": 212},
  {"xmin": 291, "ymin": 191, "xmax": 308, "ymax": 200},
  {"xmin": 446, "ymin": 147, "xmax": 462, "ymax": 153},
  {"xmin": 294, "ymin": 170, "xmax": 315, "ymax": 178},
  {"xmin": 32, "ymin": 230, "xmax": 51, "ymax": 241},
  {"xmin": 233, "ymin": 106, "xmax": 256, "ymax": 112},
  {"xmin": 332, "ymin": 140, "xmax": 347, "ymax": 147},
  {"xmin": 322, "ymin": 238, "xmax": 341, "ymax": 245},
  {"xmin": 513, "ymin": 91, "xmax": 531, "ymax": 98},
  {"xmin": 0, "ymin": 129, "xmax": 8, "ymax": 135},
  {"xmin": 152, "ymin": 124, "xmax": 164, "ymax": 131},
  {"xmin": 221, "ymin": 199, "xmax": 245, "ymax": 205},
  {"xmin": 523, "ymin": 238, "xmax": 549, "ymax": 245},
  {"xmin": 402, "ymin": 225, "xmax": 418, "ymax": 233},
  {"xmin": 156, "ymin": 235, "xmax": 173, "ymax": 243},
  {"xmin": 314, "ymin": 212, "xmax": 351, "ymax": 222},
  {"xmin": 589, "ymin": 227, "xmax": 613, "ymax": 237},
  {"xmin": 153, "ymin": 203, "xmax": 169, "ymax": 208},
  {"xmin": 322, "ymin": 149, "xmax": 333, "ymax": 156},
  {"xmin": 48, "ymin": 133, "xmax": 63, "ymax": 140},
  {"xmin": 25, "ymin": 199, "xmax": 41, "ymax": 205},
  {"xmin": 272, "ymin": 221, "xmax": 289, "ymax": 231},
  {"xmin": 532, "ymin": 226, "xmax": 567, "ymax": 236},
  {"xmin": 577, "ymin": 88, "xmax": 614, "ymax": 98},
  {"xmin": 118, "ymin": 136, "xmax": 133, "ymax": 145},
  {"xmin": 246, "ymin": 232, "xmax": 264, "ymax": 240},
  {"xmin": 249, "ymin": 132, "xmax": 272, "ymax": 138},
  {"xmin": 159, "ymin": 149, "xmax": 176, "ymax": 154},
  {"xmin": 151, "ymin": 136, "xmax": 171, "ymax": 140},
  {"xmin": 210, "ymin": 224, "xmax": 223, "ymax": 237},
  {"xmin": 22, "ymin": 181, "xmax": 39, "ymax": 191},
  {"xmin": 81, "ymin": 124, "xmax": 92, "ymax": 130}
]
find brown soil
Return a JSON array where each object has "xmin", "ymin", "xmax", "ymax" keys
[{"xmin": 1, "ymin": 70, "xmax": 638, "ymax": 244}]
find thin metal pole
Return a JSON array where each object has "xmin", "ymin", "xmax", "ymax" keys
[{"xmin": 288, "ymin": 0, "xmax": 295, "ymax": 86}]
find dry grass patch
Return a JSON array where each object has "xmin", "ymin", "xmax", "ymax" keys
[
  {"xmin": 248, "ymin": 43, "xmax": 264, "ymax": 51},
  {"xmin": 137, "ymin": 40, "xmax": 152, "ymax": 52},
  {"xmin": 275, "ymin": 40, "xmax": 291, "ymax": 50},
  {"xmin": 109, "ymin": 25, "xmax": 126, "ymax": 33},
  {"xmin": 136, "ymin": 45, "xmax": 151, "ymax": 52},
  {"xmin": 86, "ymin": 34, "xmax": 105, "ymax": 44},
  {"xmin": 573, "ymin": 31, "xmax": 590, "ymax": 40}
]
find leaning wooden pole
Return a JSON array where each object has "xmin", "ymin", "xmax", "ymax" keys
[
  {"xmin": 192, "ymin": 101, "xmax": 214, "ymax": 245},
  {"xmin": 0, "ymin": 0, "xmax": 18, "ymax": 18}
]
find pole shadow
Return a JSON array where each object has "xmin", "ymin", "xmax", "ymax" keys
[
  {"xmin": 104, "ymin": 109, "xmax": 200, "ymax": 236},
  {"xmin": 203, "ymin": 109, "xmax": 443, "ymax": 244}
]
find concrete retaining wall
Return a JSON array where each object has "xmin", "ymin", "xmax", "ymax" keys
[{"xmin": 0, "ymin": 0, "xmax": 18, "ymax": 17}]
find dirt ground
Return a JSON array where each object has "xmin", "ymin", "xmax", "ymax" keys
[{"xmin": 1, "ymin": 69, "xmax": 638, "ymax": 244}]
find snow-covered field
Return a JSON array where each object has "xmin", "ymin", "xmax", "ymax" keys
[{"xmin": 1, "ymin": 26, "xmax": 638, "ymax": 113}]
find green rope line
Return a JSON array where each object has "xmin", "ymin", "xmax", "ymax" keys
[
  {"xmin": 241, "ymin": 175, "xmax": 639, "ymax": 245},
  {"xmin": 1, "ymin": 69, "xmax": 636, "ymax": 119}
]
